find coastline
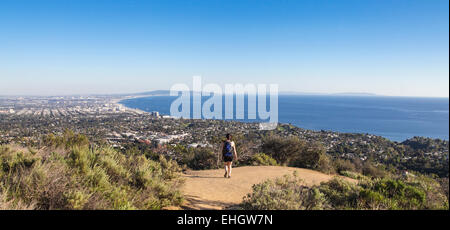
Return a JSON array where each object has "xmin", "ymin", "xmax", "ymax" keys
[
  {"xmin": 111, "ymin": 94, "xmax": 169, "ymax": 115},
  {"xmin": 115, "ymin": 95, "xmax": 449, "ymax": 142}
]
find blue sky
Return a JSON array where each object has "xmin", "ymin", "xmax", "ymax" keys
[{"xmin": 0, "ymin": 0, "xmax": 448, "ymax": 97}]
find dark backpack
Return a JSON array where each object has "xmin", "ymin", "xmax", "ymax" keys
[{"xmin": 223, "ymin": 141, "xmax": 233, "ymax": 157}]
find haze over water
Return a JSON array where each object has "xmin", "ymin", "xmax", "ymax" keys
[{"xmin": 120, "ymin": 95, "xmax": 449, "ymax": 142}]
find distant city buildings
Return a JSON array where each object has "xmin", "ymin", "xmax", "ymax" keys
[{"xmin": 0, "ymin": 95, "xmax": 144, "ymax": 117}]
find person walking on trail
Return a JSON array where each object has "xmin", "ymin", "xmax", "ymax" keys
[{"xmin": 221, "ymin": 133, "xmax": 238, "ymax": 178}]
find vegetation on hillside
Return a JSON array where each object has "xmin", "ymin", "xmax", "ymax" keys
[
  {"xmin": 124, "ymin": 133, "xmax": 447, "ymax": 183},
  {"xmin": 261, "ymin": 136, "xmax": 334, "ymax": 173},
  {"xmin": 2, "ymin": 128, "xmax": 447, "ymax": 210},
  {"xmin": 238, "ymin": 136, "xmax": 448, "ymax": 210},
  {"xmin": 0, "ymin": 131, "xmax": 183, "ymax": 210},
  {"xmin": 240, "ymin": 173, "xmax": 448, "ymax": 210},
  {"xmin": 326, "ymin": 135, "xmax": 449, "ymax": 177}
]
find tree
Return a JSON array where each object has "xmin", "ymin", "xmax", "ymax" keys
[{"xmin": 261, "ymin": 136, "xmax": 305, "ymax": 165}]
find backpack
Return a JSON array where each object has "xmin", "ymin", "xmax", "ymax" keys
[{"xmin": 223, "ymin": 141, "xmax": 233, "ymax": 157}]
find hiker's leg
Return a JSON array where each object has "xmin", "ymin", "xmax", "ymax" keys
[
  {"xmin": 228, "ymin": 162, "xmax": 232, "ymax": 176},
  {"xmin": 225, "ymin": 162, "xmax": 229, "ymax": 175},
  {"xmin": 224, "ymin": 162, "xmax": 228, "ymax": 176}
]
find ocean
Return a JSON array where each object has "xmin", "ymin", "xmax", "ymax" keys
[{"xmin": 119, "ymin": 95, "xmax": 449, "ymax": 142}]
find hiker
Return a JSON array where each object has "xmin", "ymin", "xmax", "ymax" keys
[{"xmin": 221, "ymin": 133, "xmax": 238, "ymax": 178}]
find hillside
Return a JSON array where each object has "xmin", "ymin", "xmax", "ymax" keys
[
  {"xmin": 179, "ymin": 166, "xmax": 355, "ymax": 210},
  {"xmin": 0, "ymin": 135, "xmax": 184, "ymax": 210},
  {"xmin": 1, "ymin": 132, "xmax": 447, "ymax": 210}
]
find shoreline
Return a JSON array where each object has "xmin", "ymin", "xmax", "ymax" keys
[
  {"xmin": 111, "ymin": 94, "xmax": 169, "ymax": 115},
  {"xmin": 115, "ymin": 95, "xmax": 449, "ymax": 142}
]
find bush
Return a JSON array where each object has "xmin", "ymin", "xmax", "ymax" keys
[
  {"xmin": 358, "ymin": 178, "xmax": 426, "ymax": 209},
  {"xmin": 64, "ymin": 190, "xmax": 91, "ymax": 210},
  {"xmin": 181, "ymin": 147, "xmax": 218, "ymax": 170},
  {"xmin": 334, "ymin": 159, "xmax": 357, "ymax": 174},
  {"xmin": 437, "ymin": 177, "xmax": 449, "ymax": 200},
  {"xmin": 291, "ymin": 143, "xmax": 323, "ymax": 168},
  {"xmin": 249, "ymin": 153, "xmax": 278, "ymax": 166},
  {"xmin": 240, "ymin": 174, "xmax": 328, "ymax": 210},
  {"xmin": 317, "ymin": 178, "xmax": 360, "ymax": 209},
  {"xmin": 340, "ymin": 171, "xmax": 367, "ymax": 180},
  {"xmin": 409, "ymin": 175, "xmax": 449, "ymax": 210},
  {"xmin": 261, "ymin": 136, "xmax": 305, "ymax": 165},
  {"xmin": 43, "ymin": 130, "xmax": 89, "ymax": 149},
  {"xmin": 316, "ymin": 153, "xmax": 335, "ymax": 174},
  {"xmin": 240, "ymin": 174, "xmax": 448, "ymax": 210},
  {"xmin": 362, "ymin": 163, "xmax": 387, "ymax": 178},
  {"xmin": 1, "ymin": 184, "xmax": 35, "ymax": 210},
  {"xmin": 262, "ymin": 136, "xmax": 331, "ymax": 172},
  {"xmin": 0, "ymin": 133, "xmax": 184, "ymax": 210}
]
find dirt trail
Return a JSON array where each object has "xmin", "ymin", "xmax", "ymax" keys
[{"xmin": 179, "ymin": 166, "xmax": 354, "ymax": 210}]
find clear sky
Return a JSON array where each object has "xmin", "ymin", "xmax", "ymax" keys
[{"xmin": 0, "ymin": 0, "xmax": 448, "ymax": 97}]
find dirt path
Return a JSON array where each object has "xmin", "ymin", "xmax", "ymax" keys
[{"xmin": 179, "ymin": 166, "xmax": 354, "ymax": 210}]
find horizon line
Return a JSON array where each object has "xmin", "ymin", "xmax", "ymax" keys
[{"xmin": 0, "ymin": 90, "xmax": 449, "ymax": 99}]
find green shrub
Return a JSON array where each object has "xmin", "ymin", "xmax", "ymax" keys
[
  {"xmin": 43, "ymin": 130, "xmax": 89, "ymax": 149},
  {"xmin": 261, "ymin": 136, "xmax": 305, "ymax": 164},
  {"xmin": 358, "ymin": 178, "xmax": 427, "ymax": 209},
  {"xmin": 241, "ymin": 174, "xmax": 319, "ymax": 210},
  {"xmin": 316, "ymin": 153, "xmax": 335, "ymax": 174},
  {"xmin": 64, "ymin": 190, "xmax": 91, "ymax": 210},
  {"xmin": 107, "ymin": 186, "xmax": 135, "ymax": 210},
  {"xmin": 158, "ymin": 155, "xmax": 182, "ymax": 180},
  {"xmin": 340, "ymin": 171, "xmax": 367, "ymax": 180},
  {"xmin": 0, "ymin": 133, "xmax": 184, "ymax": 210},
  {"xmin": 334, "ymin": 159, "xmax": 357, "ymax": 174},
  {"xmin": 67, "ymin": 146, "xmax": 96, "ymax": 174},
  {"xmin": 85, "ymin": 166, "xmax": 111, "ymax": 192},
  {"xmin": 182, "ymin": 147, "xmax": 218, "ymax": 170},
  {"xmin": 0, "ymin": 184, "xmax": 35, "ymax": 210},
  {"xmin": 250, "ymin": 153, "xmax": 278, "ymax": 166},
  {"xmin": 292, "ymin": 143, "xmax": 325, "ymax": 169},
  {"xmin": 358, "ymin": 189, "xmax": 386, "ymax": 209},
  {"xmin": 96, "ymin": 148, "xmax": 130, "ymax": 180},
  {"xmin": 317, "ymin": 177, "xmax": 360, "ymax": 209},
  {"xmin": 261, "ymin": 136, "xmax": 332, "ymax": 173},
  {"xmin": 240, "ymin": 174, "xmax": 448, "ymax": 210},
  {"xmin": 362, "ymin": 163, "xmax": 387, "ymax": 178},
  {"xmin": 0, "ymin": 149, "xmax": 39, "ymax": 173}
]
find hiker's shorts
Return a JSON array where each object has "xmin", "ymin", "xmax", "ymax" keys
[{"xmin": 223, "ymin": 155, "xmax": 233, "ymax": 162}]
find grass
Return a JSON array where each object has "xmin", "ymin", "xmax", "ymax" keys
[
  {"xmin": 0, "ymin": 133, "xmax": 184, "ymax": 210},
  {"xmin": 240, "ymin": 172, "xmax": 449, "ymax": 210}
]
